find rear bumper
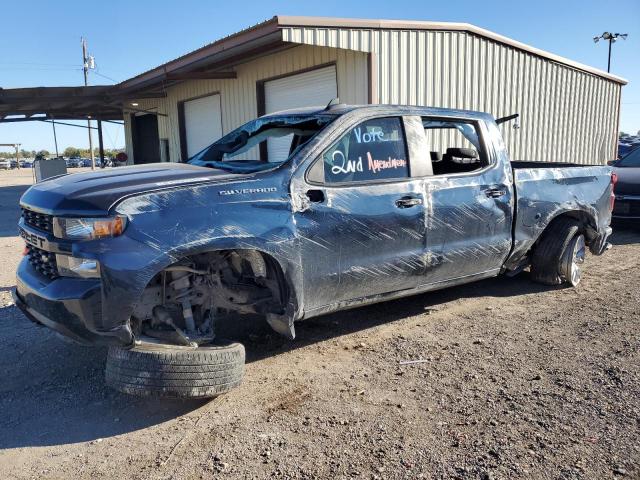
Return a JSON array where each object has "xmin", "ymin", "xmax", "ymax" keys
[
  {"xmin": 14, "ymin": 257, "xmax": 132, "ymax": 346},
  {"xmin": 612, "ymin": 196, "xmax": 640, "ymax": 220}
]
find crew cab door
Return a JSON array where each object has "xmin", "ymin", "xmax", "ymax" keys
[
  {"xmin": 419, "ymin": 116, "xmax": 513, "ymax": 284},
  {"xmin": 290, "ymin": 116, "xmax": 428, "ymax": 312}
]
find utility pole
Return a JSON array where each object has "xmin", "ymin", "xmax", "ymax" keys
[
  {"xmin": 81, "ymin": 37, "xmax": 95, "ymax": 170},
  {"xmin": 593, "ymin": 32, "xmax": 628, "ymax": 73},
  {"xmin": 51, "ymin": 119, "xmax": 59, "ymax": 158}
]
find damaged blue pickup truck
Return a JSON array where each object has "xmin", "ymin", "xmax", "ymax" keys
[{"xmin": 14, "ymin": 104, "xmax": 615, "ymax": 398}]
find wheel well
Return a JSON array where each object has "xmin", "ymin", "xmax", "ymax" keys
[
  {"xmin": 542, "ymin": 211, "xmax": 598, "ymax": 243},
  {"xmin": 130, "ymin": 249, "xmax": 291, "ymax": 344}
]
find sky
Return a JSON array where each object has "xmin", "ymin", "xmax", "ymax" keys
[{"xmin": 0, "ymin": 0, "xmax": 638, "ymax": 154}]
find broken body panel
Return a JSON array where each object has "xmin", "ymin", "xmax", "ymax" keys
[{"xmin": 14, "ymin": 105, "xmax": 613, "ymax": 346}]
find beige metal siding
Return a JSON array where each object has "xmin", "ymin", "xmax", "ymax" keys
[
  {"xmin": 125, "ymin": 45, "xmax": 368, "ymax": 163},
  {"xmin": 282, "ymin": 27, "xmax": 622, "ymax": 164}
]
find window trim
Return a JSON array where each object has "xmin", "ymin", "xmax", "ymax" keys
[
  {"xmin": 305, "ymin": 115, "xmax": 412, "ymax": 187},
  {"xmin": 418, "ymin": 115, "xmax": 496, "ymax": 180}
]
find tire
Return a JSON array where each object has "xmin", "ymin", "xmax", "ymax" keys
[
  {"xmin": 105, "ymin": 339, "xmax": 245, "ymax": 399},
  {"xmin": 530, "ymin": 217, "xmax": 586, "ymax": 286}
]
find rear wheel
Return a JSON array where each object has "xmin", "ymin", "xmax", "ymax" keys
[
  {"xmin": 530, "ymin": 218, "xmax": 585, "ymax": 286},
  {"xmin": 105, "ymin": 339, "xmax": 245, "ymax": 399}
]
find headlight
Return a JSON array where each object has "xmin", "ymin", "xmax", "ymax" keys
[
  {"xmin": 53, "ymin": 215, "xmax": 127, "ymax": 240},
  {"xmin": 55, "ymin": 254, "xmax": 100, "ymax": 278}
]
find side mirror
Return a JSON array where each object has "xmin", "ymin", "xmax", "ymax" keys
[{"xmin": 607, "ymin": 159, "xmax": 619, "ymax": 166}]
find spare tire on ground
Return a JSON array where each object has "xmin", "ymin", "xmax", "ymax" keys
[{"xmin": 105, "ymin": 339, "xmax": 245, "ymax": 399}]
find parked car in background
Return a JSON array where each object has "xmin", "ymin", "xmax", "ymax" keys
[
  {"xmin": 14, "ymin": 105, "xmax": 615, "ymax": 400},
  {"xmin": 613, "ymin": 146, "xmax": 640, "ymax": 221},
  {"xmin": 66, "ymin": 157, "xmax": 81, "ymax": 168},
  {"xmin": 0, "ymin": 159, "xmax": 12, "ymax": 170},
  {"xmin": 618, "ymin": 132, "xmax": 640, "ymax": 159}
]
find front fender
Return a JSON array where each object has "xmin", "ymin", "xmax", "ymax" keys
[{"xmin": 73, "ymin": 177, "xmax": 303, "ymax": 334}]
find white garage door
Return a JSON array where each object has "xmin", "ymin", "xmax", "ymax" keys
[
  {"xmin": 264, "ymin": 65, "xmax": 337, "ymax": 162},
  {"xmin": 184, "ymin": 93, "xmax": 223, "ymax": 158}
]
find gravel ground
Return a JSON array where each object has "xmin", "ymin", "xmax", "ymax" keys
[{"xmin": 0, "ymin": 169, "xmax": 638, "ymax": 479}]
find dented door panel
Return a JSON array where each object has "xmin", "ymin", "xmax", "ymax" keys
[
  {"xmin": 292, "ymin": 180, "xmax": 427, "ymax": 311},
  {"xmin": 422, "ymin": 163, "xmax": 514, "ymax": 283}
]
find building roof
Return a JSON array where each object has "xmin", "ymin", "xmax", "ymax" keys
[
  {"xmin": 114, "ymin": 15, "xmax": 627, "ymax": 96},
  {"xmin": 0, "ymin": 15, "xmax": 626, "ymax": 123}
]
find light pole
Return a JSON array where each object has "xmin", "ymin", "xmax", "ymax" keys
[
  {"xmin": 593, "ymin": 32, "xmax": 628, "ymax": 73},
  {"xmin": 81, "ymin": 37, "xmax": 96, "ymax": 169}
]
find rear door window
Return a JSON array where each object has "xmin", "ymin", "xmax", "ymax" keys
[
  {"xmin": 321, "ymin": 117, "xmax": 409, "ymax": 184},
  {"xmin": 422, "ymin": 118, "xmax": 488, "ymax": 175}
]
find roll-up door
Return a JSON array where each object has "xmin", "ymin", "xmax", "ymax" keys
[
  {"xmin": 183, "ymin": 93, "xmax": 223, "ymax": 158},
  {"xmin": 264, "ymin": 66, "xmax": 337, "ymax": 162}
]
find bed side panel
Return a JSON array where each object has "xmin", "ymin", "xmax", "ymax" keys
[{"xmin": 505, "ymin": 165, "xmax": 612, "ymax": 269}]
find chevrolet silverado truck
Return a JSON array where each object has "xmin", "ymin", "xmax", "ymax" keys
[{"xmin": 13, "ymin": 104, "xmax": 615, "ymax": 399}]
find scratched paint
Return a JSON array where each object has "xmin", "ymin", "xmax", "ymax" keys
[{"xmin": 16, "ymin": 105, "xmax": 613, "ymax": 345}]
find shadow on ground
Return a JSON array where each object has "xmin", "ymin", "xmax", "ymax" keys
[
  {"xmin": 1, "ymin": 226, "xmax": 637, "ymax": 450},
  {"xmin": 236, "ymin": 271, "xmax": 561, "ymax": 364},
  {"xmin": 610, "ymin": 222, "xmax": 640, "ymax": 245},
  {"xmin": 0, "ymin": 272, "xmax": 547, "ymax": 450},
  {"xmin": 0, "ymin": 303, "xmax": 204, "ymax": 450}
]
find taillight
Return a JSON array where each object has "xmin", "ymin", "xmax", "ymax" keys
[{"xmin": 610, "ymin": 172, "xmax": 617, "ymax": 211}]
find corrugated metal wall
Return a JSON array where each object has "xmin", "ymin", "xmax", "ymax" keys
[
  {"xmin": 282, "ymin": 27, "xmax": 622, "ymax": 164},
  {"xmin": 124, "ymin": 45, "xmax": 368, "ymax": 164}
]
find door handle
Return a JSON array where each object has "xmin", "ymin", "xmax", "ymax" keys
[
  {"xmin": 395, "ymin": 196, "xmax": 423, "ymax": 208},
  {"xmin": 484, "ymin": 187, "xmax": 507, "ymax": 198},
  {"xmin": 306, "ymin": 189, "xmax": 325, "ymax": 203}
]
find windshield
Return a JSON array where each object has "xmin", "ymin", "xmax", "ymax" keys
[
  {"xmin": 187, "ymin": 114, "xmax": 334, "ymax": 173},
  {"xmin": 617, "ymin": 147, "xmax": 640, "ymax": 168}
]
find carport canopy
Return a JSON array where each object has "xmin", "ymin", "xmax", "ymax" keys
[
  {"xmin": 0, "ymin": 85, "xmax": 125, "ymax": 122},
  {"xmin": 0, "ymin": 85, "xmax": 138, "ymax": 167}
]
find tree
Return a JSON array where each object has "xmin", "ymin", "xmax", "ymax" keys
[
  {"xmin": 36, "ymin": 150, "xmax": 50, "ymax": 158},
  {"xmin": 64, "ymin": 147, "xmax": 81, "ymax": 158}
]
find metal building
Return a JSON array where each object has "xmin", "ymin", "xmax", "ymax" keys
[{"xmin": 115, "ymin": 16, "xmax": 626, "ymax": 165}]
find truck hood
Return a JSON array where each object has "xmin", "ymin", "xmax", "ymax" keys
[
  {"xmin": 20, "ymin": 163, "xmax": 247, "ymax": 216},
  {"xmin": 614, "ymin": 166, "xmax": 640, "ymax": 196}
]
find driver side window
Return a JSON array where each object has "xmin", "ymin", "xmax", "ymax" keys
[{"xmin": 318, "ymin": 117, "xmax": 410, "ymax": 184}]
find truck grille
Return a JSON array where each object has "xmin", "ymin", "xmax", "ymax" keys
[
  {"xmin": 26, "ymin": 245, "xmax": 59, "ymax": 279},
  {"xmin": 22, "ymin": 208, "xmax": 54, "ymax": 234}
]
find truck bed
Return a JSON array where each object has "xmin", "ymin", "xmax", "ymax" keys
[{"xmin": 505, "ymin": 161, "xmax": 613, "ymax": 270}]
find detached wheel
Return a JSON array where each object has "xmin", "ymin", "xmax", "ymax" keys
[
  {"xmin": 530, "ymin": 217, "xmax": 585, "ymax": 286},
  {"xmin": 105, "ymin": 339, "xmax": 245, "ymax": 399}
]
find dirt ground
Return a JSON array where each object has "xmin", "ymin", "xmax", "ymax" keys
[{"xmin": 0, "ymin": 168, "xmax": 638, "ymax": 480}]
